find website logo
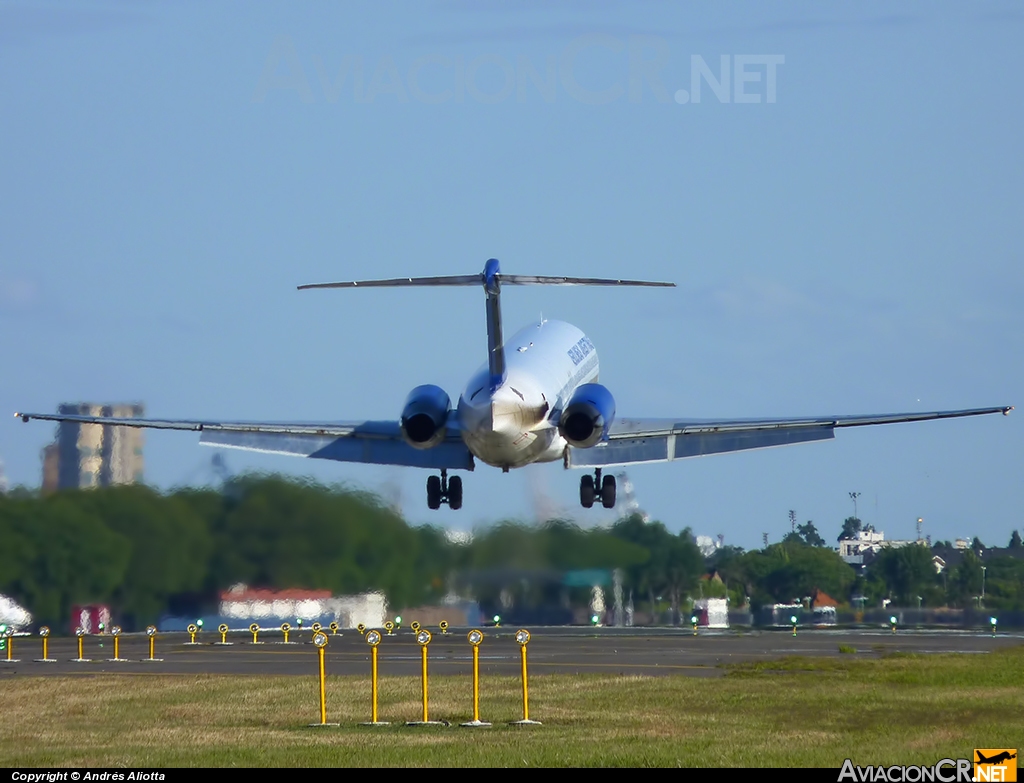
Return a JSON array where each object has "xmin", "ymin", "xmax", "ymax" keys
[{"xmin": 974, "ymin": 749, "xmax": 1017, "ymax": 782}]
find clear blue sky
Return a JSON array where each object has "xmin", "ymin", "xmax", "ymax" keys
[{"xmin": 2, "ymin": 2, "xmax": 1021, "ymax": 551}]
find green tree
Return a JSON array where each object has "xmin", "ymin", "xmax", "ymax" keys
[
  {"xmin": 1008, "ymin": 530, "xmax": 1022, "ymax": 549},
  {"xmin": 839, "ymin": 517, "xmax": 862, "ymax": 541},
  {"xmin": 867, "ymin": 544, "xmax": 940, "ymax": 606},
  {"xmin": 797, "ymin": 521, "xmax": 826, "ymax": 547}
]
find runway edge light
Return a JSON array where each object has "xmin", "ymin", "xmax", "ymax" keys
[
  {"xmin": 510, "ymin": 629, "xmax": 541, "ymax": 726},
  {"xmin": 360, "ymin": 629, "xmax": 389, "ymax": 726},
  {"xmin": 461, "ymin": 630, "xmax": 491, "ymax": 728},
  {"xmin": 308, "ymin": 631, "xmax": 339, "ymax": 728}
]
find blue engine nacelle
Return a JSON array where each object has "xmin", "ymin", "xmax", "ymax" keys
[
  {"xmin": 400, "ymin": 385, "xmax": 451, "ymax": 449},
  {"xmin": 558, "ymin": 383, "xmax": 616, "ymax": 449}
]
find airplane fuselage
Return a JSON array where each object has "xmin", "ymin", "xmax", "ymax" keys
[{"xmin": 457, "ymin": 319, "xmax": 599, "ymax": 470}]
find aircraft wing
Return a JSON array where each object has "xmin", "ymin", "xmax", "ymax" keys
[
  {"xmin": 565, "ymin": 406, "xmax": 1014, "ymax": 468},
  {"xmin": 14, "ymin": 411, "xmax": 475, "ymax": 470}
]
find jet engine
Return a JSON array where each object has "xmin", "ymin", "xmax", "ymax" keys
[
  {"xmin": 400, "ymin": 385, "xmax": 451, "ymax": 449},
  {"xmin": 558, "ymin": 383, "xmax": 616, "ymax": 448}
]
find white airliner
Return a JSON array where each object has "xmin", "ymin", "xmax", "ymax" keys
[{"xmin": 16, "ymin": 259, "xmax": 1013, "ymax": 511}]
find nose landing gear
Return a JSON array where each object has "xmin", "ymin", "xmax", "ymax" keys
[
  {"xmin": 580, "ymin": 468, "xmax": 615, "ymax": 509},
  {"xmin": 427, "ymin": 469, "xmax": 463, "ymax": 510}
]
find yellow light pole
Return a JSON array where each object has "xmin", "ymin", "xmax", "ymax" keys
[
  {"xmin": 357, "ymin": 623, "xmax": 366, "ymax": 636},
  {"xmin": 2, "ymin": 626, "xmax": 17, "ymax": 663},
  {"xmin": 311, "ymin": 622, "xmax": 322, "ymax": 638},
  {"xmin": 439, "ymin": 620, "xmax": 449, "ymax": 635},
  {"xmin": 329, "ymin": 622, "xmax": 339, "ymax": 636},
  {"xmin": 407, "ymin": 629, "xmax": 446, "ymax": 726},
  {"xmin": 791, "ymin": 615, "xmax": 798, "ymax": 637},
  {"xmin": 186, "ymin": 623, "xmax": 199, "ymax": 645},
  {"xmin": 280, "ymin": 622, "xmax": 293, "ymax": 644},
  {"xmin": 107, "ymin": 626, "xmax": 128, "ymax": 662},
  {"xmin": 360, "ymin": 630, "xmax": 389, "ymax": 726},
  {"xmin": 143, "ymin": 626, "xmax": 163, "ymax": 662},
  {"xmin": 72, "ymin": 627, "xmax": 90, "ymax": 662},
  {"xmin": 461, "ymin": 629, "xmax": 491, "ymax": 728},
  {"xmin": 216, "ymin": 623, "xmax": 233, "ymax": 645},
  {"xmin": 384, "ymin": 621, "xmax": 394, "ymax": 636},
  {"xmin": 411, "ymin": 621, "xmax": 421, "ymax": 634},
  {"xmin": 510, "ymin": 629, "xmax": 541, "ymax": 726},
  {"xmin": 35, "ymin": 626, "xmax": 56, "ymax": 663},
  {"xmin": 308, "ymin": 632, "xmax": 339, "ymax": 727},
  {"xmin": 691, "ymin": 615, "xmax": 698, "ymax": 636},
  {"xmin": 890, "ymin": 616, "xmax": 897, "ymax": 634},
  {"xmin": 249, "ymin": 623, "xmax": 262, "ymax": 644}
]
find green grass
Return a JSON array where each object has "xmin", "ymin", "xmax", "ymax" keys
[
  {"xmin": 838, "ymin": 645, "xmax": 857, "ymax": 654},
  {"xmin": 3, "ymin": 646, "xmax": 1023, "ymax": 767}
]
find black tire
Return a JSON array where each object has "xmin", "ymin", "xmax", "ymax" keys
[
  {"xmin": 601, "ymin": 474, "xmax": 616, "ymax": 509},
  {"xmin": 427, "ymin": 475, "xmax": 442, "ymax": 510},
  {"xmin": 580, "ymin": 474, "xmax": 595, "ymax": 508},
  {"xmin": 448, "ymin": 475, "xmax": 463, "ymax": 510}
]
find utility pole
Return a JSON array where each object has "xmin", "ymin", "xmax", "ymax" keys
[
  {"xmin": 789, "ymin": 510, "xmax": 796, "ymax": 533},
  {"xmin": 762, "ymin": 532, "xmax": 768, "ymax": 548},
  {"xmin": 916, "ymin": 517, "xmax": 923, "ymax": 542},
  {"xmin": 849, "ymin": 492, "xmax": 861, "ymax": 520}
]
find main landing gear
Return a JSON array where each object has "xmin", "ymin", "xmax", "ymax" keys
[
  {"xmin": 580, "ymin": 468, "xmax": 615, "ymax": 509},
  {"xmin": 427, "ymin": 469, "xmax": 463, "ymax": 510}
]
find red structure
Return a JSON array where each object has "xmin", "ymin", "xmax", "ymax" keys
[{"xmin": 71, "ymin": 604, "xmax": 111, "ymax": 635}]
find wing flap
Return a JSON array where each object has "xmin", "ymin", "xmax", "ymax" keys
[
  {"xmin": 567, "ymin": 426, "xmax": 835, "ymax": 468},
  {"xmin": 200, "ymin": 430, "xmax": 475, "ymax": 470},
  {"xmin": 608, "ymin": 406, "xmax": 1013, "ymax": 439}
]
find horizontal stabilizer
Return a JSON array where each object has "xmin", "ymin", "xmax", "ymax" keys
[{"xmin": 298, "ymin": 272, "xmax": 675, "ymax": 290}]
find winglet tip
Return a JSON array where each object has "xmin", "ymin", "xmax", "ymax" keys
[{"xmin": 1005, "ymin": 406, "xmax": 1014, "ymax": 415}]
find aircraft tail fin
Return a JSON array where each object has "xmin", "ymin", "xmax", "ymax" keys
[{"xmin": 298, "ymin": 259, "xmax": 674, "ymax": 392}]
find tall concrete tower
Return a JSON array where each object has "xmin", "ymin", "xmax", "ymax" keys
[{"xmin": 42, "ymin": 403, "xmax": 144, "ymax": 491}]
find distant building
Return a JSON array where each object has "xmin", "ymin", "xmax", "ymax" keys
[
  {"xmin": 41, "ymin": 403, "xmax": 144, "ymax": 491},
  {"xmin": 838, "ymin": 529, "xmax": 927, "ymax": 566}
]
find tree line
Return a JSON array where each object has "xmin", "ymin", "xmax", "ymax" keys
[{"xmin": 1, "ymin": 475, "xmax": 1022, "ymax": 629}]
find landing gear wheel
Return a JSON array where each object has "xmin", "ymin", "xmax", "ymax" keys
[
  {"xmin": 427, "ymin": 475, "xmax": 442, "ymax": 510},
  {"xmin": 601, "ymin": 474, "xmax": 616, "ymax": 509},
  {"xmin": 448, "ymin": 476, "xmax": 463, "ymax": 510},
  {"xmin": 580, "ymin": 474, "xmax": 595, "ymax": 508}
]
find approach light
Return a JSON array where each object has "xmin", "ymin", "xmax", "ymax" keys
[
  {"xmin": 493, "ymin": 615, "xmax": 501, "ymax": 626},
  {"xmin": 366, "ymin": 630, "xmax": 381, "ymax": 646},
  {"xmin": 311, "ymin": 622, "xmax": 322, "ymax": 633},
  {"xmin": 890, "ymin": 616, "xmax": 897, "ymax": 625},
  {"xmin": 416, "ymin": 630, "xmax": 432, "ymax": 646},
  {"xmin": 357, "ymin": 623, "xmax": 366, "ymax": 635},
  {"xmin": 313, "ymin": 632, "xmax": 328, "ymax": 649},
  {"xmin": 39, "ymin": 626, "xmax": 50, "ymax": 638},
  {"xmin": 187, "ymin": 624, "xmax": 198, "ymax": 634},
  {"xmin": 591, "ymin": 614, "xmax": 599, "ymax": 625},
  {"xmin": 196, "ymin": 619, "xmax": 203, "ymax": 627},
  {"xmin": 515, "ymin": 629, "xmax": 531, "ymax": 646},
  {"xmin": 112, "ymin": 626, "xmax": 122, "ymax": 637},
  {"xmin": 2, "ymin": 625, "xmax": 11, "ymax": 637},
  {"xmin": 790, "ymin": 616, "xmax": 797, "ymax": 624},
  {"xmin": 394, "ymin": 616, "xmax": 402, "ymax": 626},
  {"xmin": 218, "ymin": 624, "xmax": 228, "ymax": 634},
  {"xmin": 249, "ymin": 623, "xmax": 259, "ymax": 634},
  {"xmin": 146, "ymin": 626, "xmax": 157, "ymax": 637},
  {"xmin": 76, "ymin": 627, "xmax": 85, "ymax": 637},
  {"xmin": 468, "ymin": 629, "xmax": 483, "ymax": 646}
]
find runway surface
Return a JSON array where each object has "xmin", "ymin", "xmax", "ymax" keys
[{"xmin": 3, "ymin": 627, "xmax": 1022, "ymax": 678}]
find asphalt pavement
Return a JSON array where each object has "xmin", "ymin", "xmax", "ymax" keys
[{"xmin": 2, "ymin": 626, "xmax": 1021, "ymax": 679}]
